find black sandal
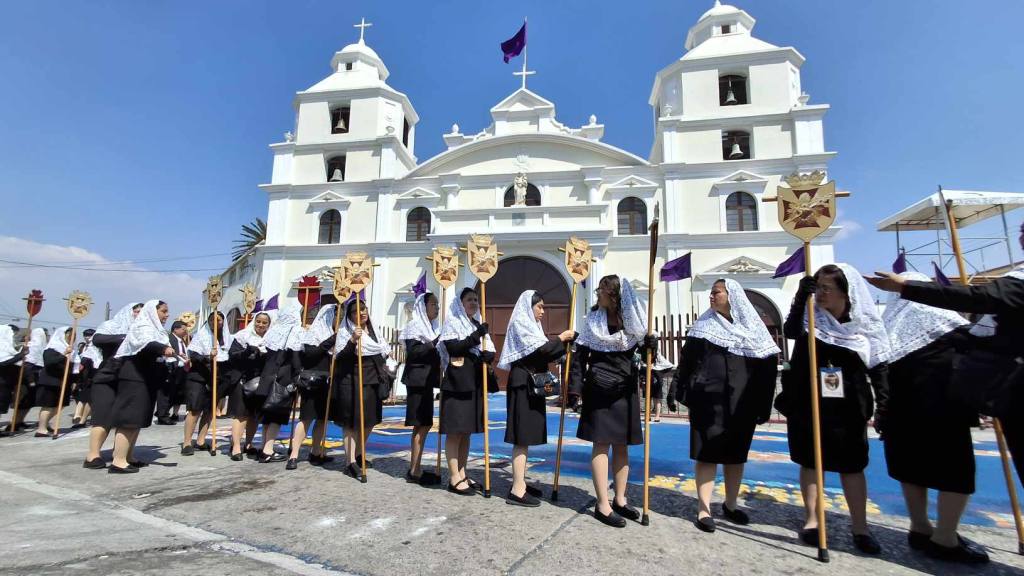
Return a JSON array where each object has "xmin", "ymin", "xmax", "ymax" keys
[{"xmin": 447, "ymin": 479, "xmax": 474, "ymax": 495}]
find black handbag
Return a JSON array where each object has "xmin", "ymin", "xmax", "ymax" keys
[
  {"xmin": 588, "ymin": 364, "xmax": 629, "ymax": 395},
  {"xmin": 528, "ymin": 371, "xmax": 560, "ymax": 399},
  {"xmin": 241, "ymin": 376, "xmax": 261, "ymax": 398},
  {"xmin": 262, "ymin": 378, "xmax": 294, "ymax": 413},
  {"xmin": 487, "ymin": 366, "xmax": 500, "ymax": 393},
  {"xmin": 950, "ymin": 348, "xmax": 1022, "ymax": 419},
  {"xmin": 296, "ymin": 370, "xmax": 329, "ymax": 393}
]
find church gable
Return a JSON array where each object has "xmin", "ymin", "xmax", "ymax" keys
[
  {"xmin": 396, "ymin": 186, "xmax": 440, "ymax": 203},
  {"xmin": 701, "ymin": 255, "xmax": 776, "ymax": 277}
]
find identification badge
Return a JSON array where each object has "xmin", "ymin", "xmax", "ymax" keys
[
  {"xmin": 820, "ymin": 366, "xmax": 844, "ymax": 398},
  {"xmin": 450, "ymin": 357, "xmax": 465, "ymax": 368}
]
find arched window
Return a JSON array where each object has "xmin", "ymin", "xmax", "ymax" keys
[
  {"xmin": 726, "ymin": 192, "xmax": 758, "ymax": 231},
  {"xmin": 326, "ymin": 156, "xmax": 346, "ymax": 182},
  {"xmin": 406, "ymin": 207, "xmax": 431, "ymax": 241},
  {"xmin": 617, "ymin": 197, "xmax": 648, "ymax": 235},
  {"xmin": 318, "ymin": 209, "xmax": 341, "ymax": 244},
  {"xmin": 503, "ymin": 183, "xmax": 541, "ymax": 207},
  {"xmin": 722, "ymin": 130, "xmax": 751, "ymax": 160},
  {"xmin": 719, "ymin": 74, "xmax": 748, "ymax": 106}
]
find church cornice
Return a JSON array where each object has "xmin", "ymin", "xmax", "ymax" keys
[
  {"xmin": 659, "ymin": 153, "xmax": 836, "ymax": 179},
  {"xmin": 657, "ymin": 106, "xmax": 828, "ymax": 130}
]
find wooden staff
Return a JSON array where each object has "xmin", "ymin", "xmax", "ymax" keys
[
  {"xmin": 641, "ymin": 206, "xmax": 660, "ymax": 525},
  {"xmin": 53, "ymin": 290, "xmax": 91, "ymax": 439},
  {"xmin": 465, "ymin": 234, "xmax": 500, "ymax": 498},
  {"xmin": 8, "ymin": 290, "xmax": 44, "ymax": 435},
  {"xmin": 426, "ymin": 247, "xmax": 461, "ymax": 477},
  {"xmin": 552, "ymin": 237, "xmax": 593, "ymax": 502},
  {"xmin": 354, "ymin": 291, "xmax": 368, "ymax": 483},
  {"xmin": 206, "ymin": 276, "xmax": 224, "ymax": 456},
  {"xmin": 316, "ymin": 265, "xmax": 346, "ymax": 461},
  {"xmin": 765, "ymin": 172, "xmax": 847, "ymax": 563},
  {"xmin": 339, "ymin": 253, "xmax": 373, "ymax": 482},
  {"xmin": 942, "ymin": 190, "xmax": 1024, "ymax": 554}
]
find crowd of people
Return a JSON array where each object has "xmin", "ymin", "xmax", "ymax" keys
[{"xmin": 1, "ymin": 247, "xmax": 1022, "ymax": 566}]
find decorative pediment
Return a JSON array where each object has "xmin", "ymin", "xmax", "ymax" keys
[
  {"xmin": 396, "ymin": 186, "xmax": 441, "ymax": 205},
  {"xmin": 308, "ymin": 190, "xmax": 351, "ymax": 208},
  {"xmin": 629, "ymin": 278, "xmax": 650, "ymax": 293},
  {"xmin": 608, "ymin": 174, "xmax": 659, "ymax": 191},
  {"xmin": 701, "ymin": 255, "xmax": 777, "ymax": 277},
  {"xmin": 712, "ymin": 170, "xmax": 769, "ymax": 195},
  {"xmin": 490, "ymin": 88, "xmax": 555, "ymax": 114}
]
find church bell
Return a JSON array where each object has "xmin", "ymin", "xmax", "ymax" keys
[
  {"xmin": 334, "ymin": 115, "xmax": 347, "ymax": 132},
  {"xmin": 725, "ymin": 80, "xmax": 738, "ymax": 105},
  {"xmin": 729, "ymin": 140, "xmax": 743, "ymax": 159},
  {"xmin": 329, "ymin": 168, "xmax": 344, "ymax": 182}
]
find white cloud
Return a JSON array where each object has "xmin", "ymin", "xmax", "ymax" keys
[
  {"xmin": 833, "ymin": 219, "xmax": 863, "ymax": 241},
  {"xmin": 0, "ymin": 236, "xmax": 206, "ymax": 330}
]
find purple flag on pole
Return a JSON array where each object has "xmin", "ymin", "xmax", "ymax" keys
[
  {"xmin": 264, "ymin": 294, "xmax": 279, "ymax": 311},
  {"xmin": 772, "ymin": 246, "xmax": 805, "ymax": 278},
  {"xmin": 892, "ymin": 251, "xmax": 907, "ymax": 274},
  {"xmin": 933, "ymin": 262, "xmax": 952, "ymax": 286},
  {"xmin": 253, "ymin": 300, "xmax": 264, "ymax": 313},
  {"xmin": 412, "ymin": 272, "xmax": 427, "ymax": 296},
  {"xmin": 501, "ymin": 22, "xmax": 527, "ymax": 63},
  {"xmin": 660, "ymin": 252, "xmax": 692, "ymax": 282}
]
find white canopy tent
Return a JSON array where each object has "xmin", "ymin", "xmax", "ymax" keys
[{"xmin": 876, "ymin": 188, "xmax": 1024, "ymax": 277}]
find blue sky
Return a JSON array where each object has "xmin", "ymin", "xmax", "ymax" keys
[{"xmin": 1, "ymin": 0, "xmax": 1023, "ymax": 326}]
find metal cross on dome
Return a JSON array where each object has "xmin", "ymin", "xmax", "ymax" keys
[
  {"xmin": 513, "ymin": 61, "xmax": 536, "ymax": 90},
  {"xmin": 354, "ymin": 17, "xmax": 373, "ymax": 43}
]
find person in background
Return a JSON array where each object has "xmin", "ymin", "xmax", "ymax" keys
[
  {"xmin": 72, "ymin": 328, "xmax": 96, "ymax": 428},
  {"xmin": 399, "ymin": 292, "xmax": 443, "ymax": 486},
  {"xmin": 35, "ymin": 327, "xmax": 77, "ymax": 437},
  {"xmin": 0, "ymin": 325, "xmax": 28, "ymax": 435},
  {"xmin": 155, "ymin": 320, "xmax": 189, "ymax": 425}
]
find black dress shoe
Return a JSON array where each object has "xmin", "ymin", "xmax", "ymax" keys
[
  {"xmin": 507, "ymin": 490, "xmax": 541, "ymax": 507},
  {"xmin": 195, "ymin": 443, "xmax": 210, "ymax": 452},
  {"xmin": 721, "ymin": 503, "xmax": 750, "ymax": 525},
  {"xmin": 180, "ymin": 444, "xmax": 195, "ymax": 456},
  {"xmin": 156, "ymin": 418, "xmax": 174, "ymax": 426},
  {"xmin": 355, "ymin": 454, "xmax": 373, "ymax": 468},
  {"xmin": 695, "ymin": 516, "xmax": 716, "ymax": 533},
  {"xmin": 418, "ymin": 471, "xmax": 442, "ymax": 486},
  {"xmin": 525, "ymin": 485, "xmax": 543, "ymax": 498},
  {"xmin": 908, "ymin": 530, "xmax": 931, "ymax": 551},
  {"xmin": 594, "ymin": 508, "xmax": 626, "ymax": 528},
  {"xmin": 82, "ymin": 458, "xmax": 106, "ymax": 469},
  {"xmin": 466, "ymin": 478, "xmax": 482, "ymax": 493},
  {"xmin": 611, "ymin": 501, "xmax": 641, "ymax": 522},
  {"xmin": 260, "ymin": 452, "xmax": 287, "ymax": 463},
  {"xmin": 447, "ymin": 479, "xmax": 474, "ymax": 495},
  {"xmin": 108, "ymin": 464, "xmax": 139, "ymax": 474},
  {"xmin": 309, "ymin": 453, "xmax": 335, "ymax": 466},
  {"xmin": 852, "ymin": 532, "xmax": 882, "ymax": 555},
  {"xmin": 285, "ymin": 458, "xmax": 298, "ymax": 470},
  {"xmin": 405, "ymin": 470, "xmax": 420, "ymax": 483},
  {"xmin": 230, "ymin": 452, "xmax": 244, "ymax": 461},
  {"xmin": 800, "ymin": 528, "xmax": 820, "ymax": 547},
  {"xmin": 33, "ymin": 432, "xmax": 49, "ymax": 438},
  {"xmin": 345, "ymin": 463, "xmax": 363, "ymax": 478},
  {"xmin": 128, "ymin": 460, "xmax": 149, "ymax": 468},
  {"xmin": 925, "ymin": 536, "xmax": 989, "ymax": 564},
  {"xmin": 244, "ymin": 446, "xmax": 260, "ymax": 456}
]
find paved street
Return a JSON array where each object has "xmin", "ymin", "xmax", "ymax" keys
[{"xmin": 1, "ymin": 402, "xmax": 1023, "ymax": 575}]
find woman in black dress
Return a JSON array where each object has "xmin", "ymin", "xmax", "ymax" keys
[
  {"xmin": 878, "ymin": 271, "xmax": 987, "ymax": 564},
  {"xmin": 109, "ymin": 300, "xmax": 175, "ymax": 473},
  {"xmin": 182, "ymin": 311, "xmax": 232, "ymax": 455},
  {"xmin": 334, "ymin": 299, "xmax": 393, "ymax": 479},
  {"xmin": 399, "ymin": 292, "xmax": 442, "ymax": 485},
  {"xmin": 287, "ymin": 303, "xmax": 336, "ymax": 468},
  {"xmin": 83, "ymin": 303, "xmax": 141, "ymax": 468},
  {"xmin": 71, "ymin": 329, "xmax": 96, "ymax": 428},
  {"xmin": 35, "ymin": 326, "xmax": 77, "ymax": 437},
  {"xmin": 257, "ymin": 302, "xmax": 303, "ymax": 466},
  {"xmin": 777, "ymin": 264, "xmax": 890, "ymax": 554},
  {"xmin": 438, "ymin": 288, "xmax": 495, "ymax": 495},
  {"xmin": 569, "ymin": 275, "xmax": 655, "ymax": 527},
  {"xmin": 227, "ymin": 312, "xmax": 272, "ymax": 461},
  {"xmin": 678, "ymin": 278, "xmax": 779, "ymax": 533},
  {"xmin": 867, "ymin": 255, "xmax": 1024, "ymax": 496},
  {"xmin": 11, "ymin": 328, "xmax": 47, "ymax": 433},
  {"xmin": 497, "ymin": 290, "xmax": 574, "ymax": 506},
  {"xmin": 0, "ymin": 325, "xmax": 28, "ymax": 433}
]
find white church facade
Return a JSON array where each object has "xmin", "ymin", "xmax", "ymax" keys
[{"xmin": 238, "ymin": 2, "xmax": 837, "ymax": 356}]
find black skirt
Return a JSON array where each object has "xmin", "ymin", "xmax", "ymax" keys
[
  {"xmin": 335, "ymin": 383, "xmax": 382, "ymax": 429},
  {"xmin": 504, "ymin": 382, "xmax": 547, "ymax": 446},
  {"xmin": 689, "ymin": 400, "xmax": 757, "ymax": 465},
  {"xmin": 90, "ymin": 380, "xmax": 117, "ymax": 428},
  {"xmin": 577, "ymin": 384, "xmax": 643, "ymax": 446},
  {"xmin": 227, "ymin": 382, "xmax": 264, "ymax": 419},
  {"xmin": 884, "ymin": 333, "xmax": 975, "ymax": 493},
  {"xmin": 299, "ymin": 386, "xmax": 328, "ymax": 422},
  {"xmin": 405, "ymin": 386, "xmax": 435, "ymax": 427},
  {"xmin": 441, "ymin": 387, "xmax": 483, "ymax": 435},
  {"xmin": 788, "ymin": 416, "xmax": 868, "ymax": 474},
  {"xmin": 34, "ymin": 385, "xmax": 68, "ymax": 408},
  {"xmin": 110, "ymin": 379, "xmax": 157, "ymax": 429}
]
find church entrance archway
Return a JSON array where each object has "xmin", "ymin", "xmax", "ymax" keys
[
  {"xmin": 744, "ymin": 289, "xmax": 786, "ymax": 360},
  {"xmin": 474, "ymin": 256, "xmax": 571, "ymax": 388}
]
